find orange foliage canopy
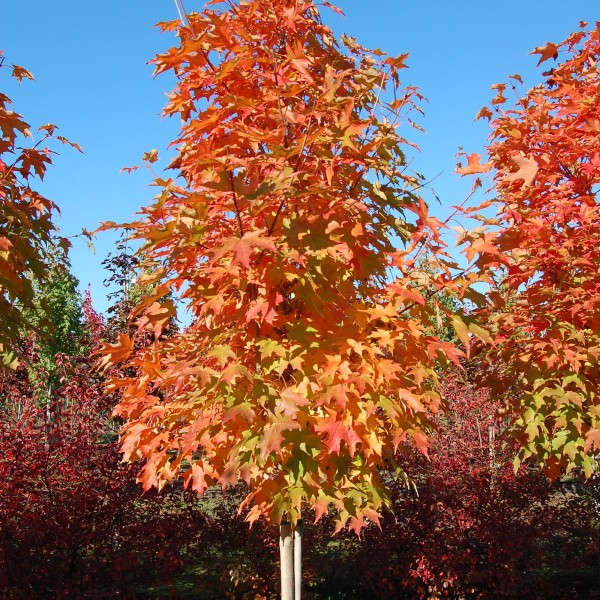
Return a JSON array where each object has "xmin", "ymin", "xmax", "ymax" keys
[
  {"xmin": 102, "ymin": 0, "xmax": 482, "ymax": 531},
  {"xmin": 472, "ymin": 23, "xmax": 600, "ymax": 479}
]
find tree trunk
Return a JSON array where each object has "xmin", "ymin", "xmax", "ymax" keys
[
  {"xmin": 294, "ymin": 519, "xmax": 303, "ymax": 600},
  {"xmin": 44, "ymin": 383, "xmax": 52, "ymax": 454},
  {"xmin": 279, "ymin": 521, "xmax": 294, "ymax": 600},
  {"xmin": 489, "ymin": 424, "xmax": 496, "ymax": 491}
]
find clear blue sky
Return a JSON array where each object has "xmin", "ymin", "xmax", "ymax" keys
[{"xmin": 1, "ymin": 1, "xmax": 597, "ymax": 313}]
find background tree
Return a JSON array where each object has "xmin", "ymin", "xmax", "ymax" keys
[
  {"xmin": 463, "ymin": 23, "xmax": 600, "ymax": 479},
  {"xmin": 102, "ymin": 231, "xmax": 141, "ymax": 337},
  {"xmin": 24, "ymin": 245, "xmax": 84, "ymax": 398},
  {"xmin": 0, "ymin": 53, "xmax": 79, "ymax": 368}
]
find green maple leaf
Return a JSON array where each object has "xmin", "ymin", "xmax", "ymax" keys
[{"xmin": 257, "ymin": 416, "xmax": 301, "ymax": 460}]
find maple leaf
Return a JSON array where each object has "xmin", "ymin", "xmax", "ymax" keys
[
  {"xmin": 503, "ymin": 152, "xmax": 538, "ymax": 187},
  {"xmin": 207, "ymin": 344, "xmax": 236, "ymax": 367},
  {"xmin": 223, "ymin": 402, "xmax": 256, "ymax": 425},
  {"xmin": 463, "ymin": 231, "xmax": 500, "ymax": 263},
  {"xmin": 277, "ymin": 387, "xmax": 309, "ymax": 417},
  {"xmin": 38, "ymin": 123, "xmax": 57, "ymax": 136},
  {"xmin": 142, "ymin": 148, "xmax": 159, "ymax": 163},
  {"xmin": 397, "ymin": 389, "xmax": 426, "ymax": 414},
  {"xmin": 136, "ymin": 300, "xmax": 176, "ymax": 339},
  {"xmin": 315, "ymin": 413, "xmax": 362, "ymax": 455},
  {"xmin": 190, "ymin": 463, "xmax": 209, "ymax": 495},
  {"xmin": 257, "ymin": 417, "xmax": 301, "ymax": 460},
  {"xmin": 11, "ymin": 64, "xmax": 34, "ymax": 83},
  {"xmin": 508, "ymin": 73, "xmax": 524, "ymax": 84},
  {"xmin": 209, "ymin": 230, "xmax": 276, "ymax": 268},
  {"xmin": 531, "ymin": 42, "xmax": 559, "ymax": 66},
  {"xmin": 384, "ymin": 53, "xmax": 409, "ymax": 69},
  {"xmin": 584, "ymin": 428, "xmax": 600, "ymax": 453},
  {"xmin": 97, "ymin": 333, "xmax": 134, "ymax": 371},
  {"xmin": 456, "ymin": 153, "xmax": 492, "ymax": 175},
  {"xmin": 475, "ymin": 106, "xmax": 494, "ymax": 121}
]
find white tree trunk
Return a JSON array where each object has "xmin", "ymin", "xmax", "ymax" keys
[
  {"xmin": 279, "ymin": 521, "xmax": 294, "ymax": 600},
  {"xmin": 294, "ymin": 520, "xmax": 303, "ymax": 600}
]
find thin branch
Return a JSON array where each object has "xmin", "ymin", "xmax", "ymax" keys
[{"xmin": 228, "ymin": 170, "xmax": 245, "ymax": 237}]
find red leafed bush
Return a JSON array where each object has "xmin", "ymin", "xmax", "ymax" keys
[{"xmin": 0, "ymin": 297, "xmax": 211, "ymax": 598}]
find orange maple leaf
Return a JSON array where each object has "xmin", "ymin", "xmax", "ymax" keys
[
  {"xmin": 531, "ymin": 42, "xmax": 559, "ymax": 66},
  {"xmin": 97, "ymin": 333, "xmax": 134, "ymax": 371},
  {"xmin": 315, "ymin": 413, "xmax": 361, "ymax": 454},
  {"xmin": 474, "ymin": 106, "xmax": 494, "ymax": 121},
  {"xmin": 257, "ymin": 417, "xmax": 301, "ymax": 460},
  {"xmin": 456, "ymin": 153, "xmax": 492, "ymax": 175},
  {"xmin": 503, "ymin": 152, "xmax": 538, "ymax": 188},
  {"xmin": 210, "ymin": 230, "xmax": 276, "ymax": 268},
  {"xmin": 136, "ymin": 300, "xmax": 176, "ymax": 339}
]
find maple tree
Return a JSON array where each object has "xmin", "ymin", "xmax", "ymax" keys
[
  {"xmin": 461, "ymin": 23, "xmax": 600, "ymax": 479},
  {"xmin": 0, "ymin": 53, "xmax": 80, "ymax": 368},
  {"xmin": 100, "ymin": 0, "xmax": 485, "ymax": 534},
  {"xmin": 1, "ymin": 15, "xmax": 599, "ymax": 596}
]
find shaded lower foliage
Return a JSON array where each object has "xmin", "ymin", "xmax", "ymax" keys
[{"xmin": 180, "ymin": 366, "xmax": 599, "ymax": 600}]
